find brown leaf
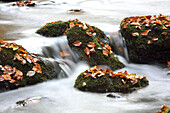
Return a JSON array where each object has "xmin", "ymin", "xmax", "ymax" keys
[
  {"xmin": 86, "ymin": 30, "xmax": 93, "ymax": 36},
  {"xmin": 90, "ymin": 47, "xmax": 96, "ymax": 53},
  {"xmin": 69, "ymin": 22, "xmax": 75, "ymax": 28},
  {"xmin": 152, "ymin": 37, "xmax": 158, "ymax": 41},
  {"xmin": 84, "ymin": 47, "xmax": 90, "ymax": 55},
  {"xmin": 132, "ymin": 32, "xmax": 139, "ymax": 37},
  {"xmin": 103, "ymin": 49, "xmax": 109, "ymax": 56},
  {"xmin": 73, "ymin": 40, "xmax": 82, "ymax": 47},
  {"xmin": 141, "ymin": 29, "xmax": 151, "ymax": 36},
  {"xmin": 27, "ymin": 71, "xmax": 36, "ymax": 77},
  {"xmin": 87, "ymin": 42, "xmax": 96, "ymax": 48},
  {"xmin": 162, "ymin": 32, "xmax": 168, "ymax": 35},
  {"xmin": 88, "ymin": 26, "xmax": 93, "ymax": 32}
]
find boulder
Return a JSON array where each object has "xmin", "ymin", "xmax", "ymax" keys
[
  {"xmin": 74, "ymin": 66, "xmax": 149, "ymax": 93},
  {"xmin": 36, "ymin": 19, "xmax": 124, "ymax": 70},
  {"xmin": 120, "ymin": 14, "xmax": 170, "ymax": 64},
  {"xmin": 0, "ymin": 40, "xmax": 58, "ymax": 92}
]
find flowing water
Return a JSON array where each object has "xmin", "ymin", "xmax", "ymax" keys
[{"xmin": 0, "ymin": 0, "xmax": 170, "ymax": 113}]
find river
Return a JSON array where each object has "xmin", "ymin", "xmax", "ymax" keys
[{"xmin": 0, "ymin": 0, "xmax": 170, "ymax": 113}]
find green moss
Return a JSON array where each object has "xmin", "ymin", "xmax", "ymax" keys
[
  {"xmin": 74, "ymin": 72, "xmax": 149, "ymax": 93},
  {"xmin": 66, "ymin": 26, "xmax": 124, "ymax": 70},
  {"xmin": 36, "ymin": 22, "xmax": 68, "ymax": 37},
  {"xmin": 120, "ymin": 16, "xmax": 170, "ymax": 64},
  {"xmin": 164, "ymin": 108, "xmax": 170, "ymax": 113},
  {"xmin": 0, "ymin": 47, "xmax": 58, "ymax": 92}
]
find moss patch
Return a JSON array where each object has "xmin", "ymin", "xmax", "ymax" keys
[
  {"xmin": 74, "ymin": 67, "xmax": 149, "ymax": 93},
  {"xmin": 67, "ymin": 26, "xmax": 124, "ymax": 70},
  {"xmin": 0, "ymin": 41, "xmax": 58, "ymax": 92},
  {"xmin": 120, "ymin": 14, "xmax": 170, "ymax": 64}
]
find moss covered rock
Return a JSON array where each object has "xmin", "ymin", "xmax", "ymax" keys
[
  {"xmin": 66, "ymin": 23, "xmax": 124, "ymax": 70},
  {"xmin": 120, "ymin": 14, "xmax": 170, "ymax": 64},
  {"xmin": 74, "ymin": 66, "xmax": 149, "ymax": 93},
  {"xmin": 0, "ymin": 40, "xmax": 58, "ymax": 92},
  {"xmin": 36, "ymin": 19, "xmax": 124, "ymax": 70}
]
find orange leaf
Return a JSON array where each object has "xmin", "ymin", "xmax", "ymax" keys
[
  {"xmin": 161, "ymin": 104, "xmax": 168, "ymax": 112},
  {"xmin": 88, "ymin": 26, "xmax": 93, "ymax": 32},
  {"xmin": 103, "ymin": 49, "xmax": 109, "ymax": 56},
  {"xmin": 162, "ymin": 25, "xmax": 167, "ymax": 29},
  {"xmin": 105, "ymin": 44, "xmax": 111, "ymax": 50},
  {"xmin": 132, "ymin": 32, "xmax": 139, "ymax": 37},
  {"xmin": 90, "ymin": 47, "xmax": 96, "ymax": 53},
  {"xmin": 0, "ymin": 40, "xmax": 4, "ymax": 43},
  {"xmin": 86, "ymin": 30, "xmax": 93, "ymax": 36},
  {"xmin": 87, "ymin": 42, "xmax": 96, "ymax": 48},
  {"xmin": 152, "ymin": 37, "xmax": 158, "ymax": 41},
  {"xmin": 147, "ymin": 40, "xmax": 151, "ymax": 44},
  {"xmin": 69, "ymin": 22, "xmax": 75, "ymax": 28},
  {"xmin": 9, "ymin": 79, "xmax": 16, "ymax": 83},
  {"xmin": 2, "ymin": 74, "xmax": 11, "ymax": 81},
  {"xmin": 162, "ymin": 32, "xmax": 168, "ymax": 35},
  {"xmin": 123, "ymin": 24, "xmax": 128, "ymax": 28},
  {"xmin": 73, "ymin": 40, "xmax": 82, "ymax": 47},
  {"xmin": 33, "ymin": 63, "xmax": 42, "ymax": 74},
  {"xmin": 155, "ymin": 20, "xmax": 162, "ymax": 25},
  {"xmin": 141, "ymin": 29, "xmax": 151, "ymax": 36},
  {"xmin": 168, "ymin": 61, "xmax": 170, "ymax": 65},
  {"xmin": 84, "ymin": 47, "xmax": 90, "ymax": 55},
  {"xmin": 19, "ymin": 47, "xmax": 28, "ymax": 54}
]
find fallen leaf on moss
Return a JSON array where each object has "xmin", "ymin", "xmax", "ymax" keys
[
  {"xmin": 152, "ymin": 37, "xmax": 158, "ymax": 41},
  {"xmin": 162, "ymin": 32, "xmax": 168, "ymax": 35},
  {"xmin": 69, "ymin": 22, "xmax": 75, "ymax": 28},
  {"xmin": 86, "ymin": 30, "xmax": 93, "ymax": 36},
  {"xmin": 87, "ymin": 42, "xmax": 96, "ymax": 48},
  {"xmin": 148, "ymin": 40, "xmax": 151, "ymax": 44},
  {"xmin": 141, "ymin": 29, "xmax": 151, "ymax": 36},
  {"xmin": 84, "ymin": 47, "xmax": 90, "ymax": 55},
  {"xmin": 162, "ymin": 25, "xmax": 167, "ymax": 29},
  {"xmin": 132, "ymin": 32, "xmax": 139, "ymax": 37},
  {"xmin": 90, "ymin": 47, "xmax": 96, "ymax": 53},
  {"xmin": 103, "ymin": 49, "xmax": 109, "ymax": 56},
  {"xmin": 73, "ymin": 40, "xmax": 82, "ymax": 47},
  {"xmin": 27, "ymin": 71, "xmax": 36, "ymax": 77}
]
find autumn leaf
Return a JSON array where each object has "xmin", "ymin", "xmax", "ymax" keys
[
  {"xmin": 132, "ymin": 32, "xmax": 139, "ymax": 37},
  {"xmin": 162, "ymin": 32, "xmax": 168, "ymax": 35},
  {"xmin": 103, "ymin": 49, "xmax": 109, "ymax": 56},
  {"xmin": 86, "ymin": 30, "xmax": 93, "ymax": 36},
  {"xmin": 32, "ymin": 63, "xmax": 42, "ymax": 74},
  {"xmin": 152, "ymin": 37, "xmax": 158, "ymax": 41},
  {"xmin": 105, "ymin": 44, "xmax": 111, "ymax": 50},
  {"xmin": 19, "ymin": 47, "xmax": 28, "ymax": 54},
  {"xmin": 69, "ymin": 22, "xmax": 75, "ymax": 28},
  {"xmin": 82, "ymin": 24, "xmax": 88, "ymax": 30},
  {"xmin": 27, "ymin": 71, "xmax": 36, "ymax": 77},
  {"xmin": 0, "ymin": 76, "xmax": 4, "ymax": 82},
  {"xmin": 155, "ymin": 20, "xmax": 162, "ymax": 25},
  {"xmin": 147, "ymin": 40, "xmax": 151, "ymax": 44},
  {"xmin": 87, "ymin": 42, "xmax": 96, "ymax": 48},
  {"xmin": 88, "ymin": 26, "xmax": 93, "ymax": 32},
  {"xmin": 123, "ymin": 24, "xmax": 128, "ymax": 28},
  {"xmin": 9, "ymin": 79, "xmax": 16, "ymax": 83},
  {"xmin": 141, "ymin": 29, "xmax": 151, "ymax": 36},
  {"xmin": 90, "ymin": 47, "xmax": 96, "ymax": 53},
  {"xmin": 73, "ymin": 40, "xmax": 82, "ymax": 46},
  {"xmin": 84, "ymin": 47, "xmax": 90, "ymax": 55},
  {"xmin": 2, "ymin": 74, "xmax": 11, "ymax": 81}
]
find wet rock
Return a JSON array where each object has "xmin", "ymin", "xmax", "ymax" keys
[
  {"xmin": 74, "ymin": 66, "xmax": 149, "ymax": 93},
  {"xmin": 106, "ymin": 93, "xmax": 122, "ymax": 98},
  {"xmin": 120, "ymin": 14, "xmax": 170, "ymax": 65},
  {"xmin": 36, "ymin": 19, "xmax": 124, "ymax": 70},
  {"xmin": 0, "ymin": 40, "xmax": 59, "ymax": 92}
]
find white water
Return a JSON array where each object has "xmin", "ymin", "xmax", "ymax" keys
[{"xmin": 0, "ymin": 0, "xmax": 170, "ymax": 113}]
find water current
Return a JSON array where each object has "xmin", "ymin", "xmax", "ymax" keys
[{"xmin": 0, "ymin": 0, "xmax": 170, "ymax": 113}]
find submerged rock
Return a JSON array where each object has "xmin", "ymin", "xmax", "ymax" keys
[
  {"xmin": 0, "ymin": 40, "xmax": 58, "ymax": 92},
  {"xmin": 120, "ymin": 14, "xmax": 170, "ymax": 64},
  {"xmin": 37, "ymin": 19, "xmax": 124, "ymax": 70},
  {"xmin": 74, "ymin": 66, "xmax": 149, "ymax": 93}
]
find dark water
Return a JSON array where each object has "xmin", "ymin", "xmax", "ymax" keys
[{"xmin": 0, "ymin": 0, "xmax": 170, "ymax": 113}]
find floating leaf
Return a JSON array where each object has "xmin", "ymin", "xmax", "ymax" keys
[
  {"xmin": 27, "ymin": 71, "xmax": 36, "ymax": 77},
  {"xmin": 73, "ymin": 40, "xmax": 82, "ymax": 47},
  {"xmin": 69, "ymin": 22, "xmax": 75, "ymax": 28},
  {"xmin": 141, "ymin": 29, "xmax": 151, "ymax": 36},
  {"xmin": 84, "ymin": 47, "xmax": 90, "ymax": 55},
  {"xmin": 132, "ymin": 32, "xmax": 139, "ymax": 37},
  {"xmin": 87, "ymin": 42, "xmax": 96, "ymax": 48}
]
